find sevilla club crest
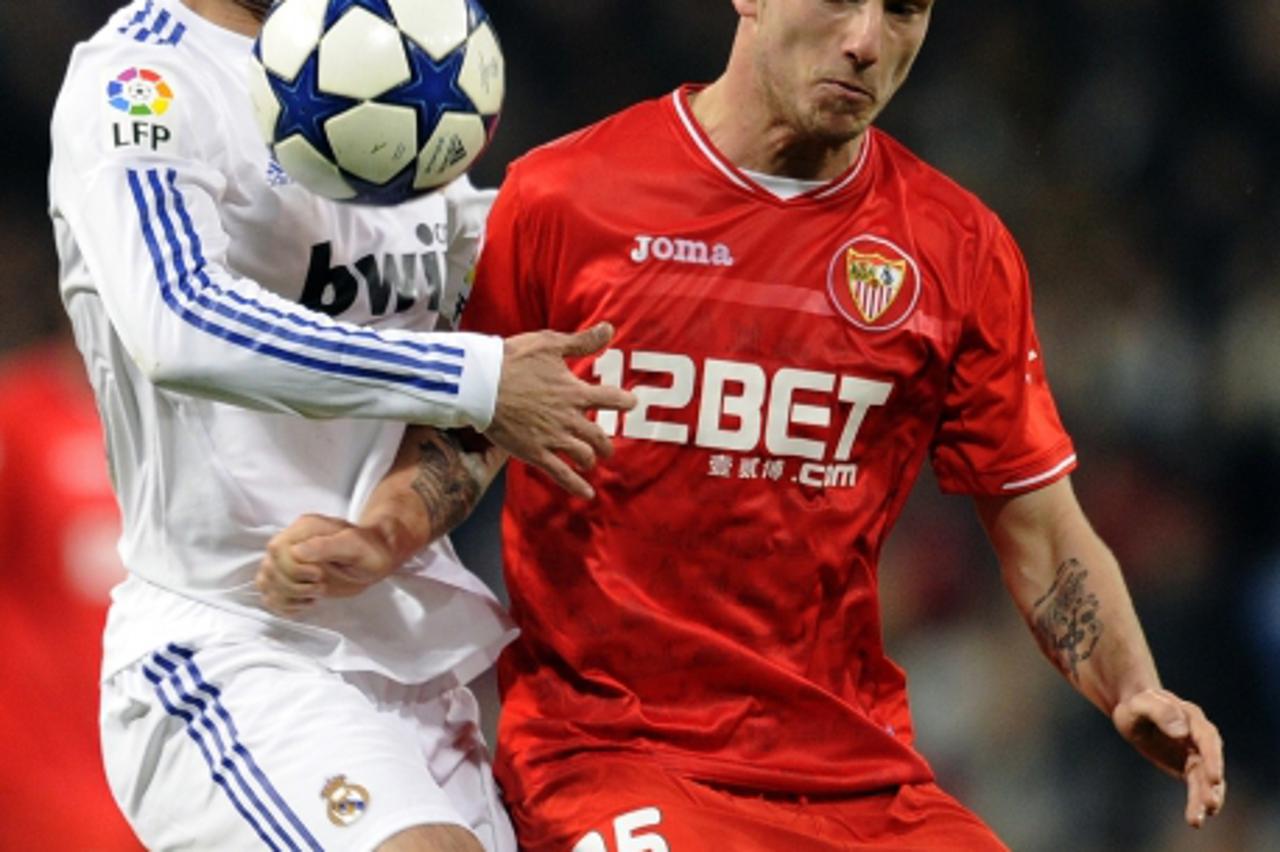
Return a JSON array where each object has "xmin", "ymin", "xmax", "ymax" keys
[{"xmin": 826, "ymin": 235, "xmax": 921, "ymax": 331}]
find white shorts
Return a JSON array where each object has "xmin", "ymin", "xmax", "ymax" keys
[{"xmin": 101, "ymin": 638, "xmax": 516, "ymax": 851}]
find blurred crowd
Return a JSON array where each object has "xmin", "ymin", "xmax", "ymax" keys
[{"xmin": 1, "ymin": 1, "xmax": 1276, "ymax": 850}]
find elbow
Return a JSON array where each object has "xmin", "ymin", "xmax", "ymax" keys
[
  {"xmin": 141, "ymin": 358, "xmax": 197, "ymax": 390},
  {"xmin": 129, "ymin": 335, "xmax": 212, "ymax": 391}
]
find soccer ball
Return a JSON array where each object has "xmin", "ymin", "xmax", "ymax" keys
[{"xmin": 249, "ymin": 0, "xmax": 504, "ymax": 205}]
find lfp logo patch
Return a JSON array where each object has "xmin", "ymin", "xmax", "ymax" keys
[
  {"xmin": 826, "ymin": 234, "xmax": 921, "ymax": 332},
  {"xmin": 106, "ymin": 67, "xmax": 173, "ymax": 116}
]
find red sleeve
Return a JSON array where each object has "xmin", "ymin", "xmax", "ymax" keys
[
  {"xmin": 930, "ymin": 217, "xmax": 1076, "ymax": 495},
  {"xmin": 461, "ymin": 163, "xmax": 551, "ymax": 337}
]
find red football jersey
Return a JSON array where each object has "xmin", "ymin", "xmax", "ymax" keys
[
  {"xmin": 466, "ymin": 87, "xmax": 1076, "ymax": 798},
  {"xmin": 0, "ymin": 340, "xmax": 138, "ymax": 849}
]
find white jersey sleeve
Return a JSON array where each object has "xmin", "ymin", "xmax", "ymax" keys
[{"xmin": 49, "ymin": 40, "xmax": 501, "ymax": 430}]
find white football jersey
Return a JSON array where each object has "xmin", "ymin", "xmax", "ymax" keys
[{"xmin": 49, "ymin": 0, "xmax": 515, "ymax": 685}]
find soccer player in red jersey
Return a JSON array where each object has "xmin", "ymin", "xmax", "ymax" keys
[
  {"xmin": 263, "ymin": 0, "xmax": 1226, "ymax": 849},
  {"xmin": 0, "ymin": 335, "xmax": 139, "ymax": 850}
]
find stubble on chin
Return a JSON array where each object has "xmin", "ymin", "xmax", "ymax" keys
[{"xmin": 804, "ymin": 98, "xmax": 875, "ymax": 148}]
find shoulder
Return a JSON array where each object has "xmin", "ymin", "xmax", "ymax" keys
[
  {"xmin": 52, "ymin": 7, "xmax": 230, "ymax": 172},
  {"xmin": 502, "ymin": 95, "xmax": 671, "ymax": 202},
  {"xmin": 871, "ymin": 129, "xmax": 1006, "ymax": 241},
  {"xmin": 55, "ymin": 3, "xmax": 217, "ymax": 126}
]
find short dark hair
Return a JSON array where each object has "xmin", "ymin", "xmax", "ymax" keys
[{"xmin": 233, "ymin": 0, "xmax": 273, "ymax": 21}]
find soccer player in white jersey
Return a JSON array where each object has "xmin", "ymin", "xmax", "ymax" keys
[{"xmin": 47, "ymin": 0, "xmax": 633, "ymax": 849}]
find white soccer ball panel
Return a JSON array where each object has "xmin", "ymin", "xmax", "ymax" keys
[
  {"xmin": 275, "ymin": 134, "xmax": 358, "ymax": 201},
  {"xmin": 246, "ymin": 59, "xmax": 281, "ymax": 145},
  {"xmin": 325, "ymin": 102, "xmax": 418, "ymax": 185},
  {"xmin": 318, "ymin": 8, "xmax": 411, "ymax": 99},
  {"xmin": 259, "ymin": 0, "xmax": 327, "ymax": 82},
  {"xmin": 414, "ymin": 111, "xmax": 487, "ymax": 190},
  {"xmin": 390, "ymin": 0, "xmax": 469, "ymax": 61},
  {"xmin": 458, "ymin": 22, "xmax": 504, "ymax": 116}
]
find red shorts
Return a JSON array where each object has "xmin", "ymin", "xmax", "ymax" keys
[{"xmin": 506, "ymin": 754, "xmax": 1008, "ymax": 852}]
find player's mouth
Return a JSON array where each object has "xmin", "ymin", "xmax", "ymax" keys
[
  {"xmin": 819, "ymin": 79, "xmax": 876, "ymax": 105},
  {"xmin": 814, "ymin": 78, "xmax": 875, "ymax": 110}
]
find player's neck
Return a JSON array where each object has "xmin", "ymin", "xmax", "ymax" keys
[
  {"xmin": 182, "ymin": 0, "xmax": 262, "ymax": 37},
  {"xmin": 691, "ymin": 79, "xmax": 864, "ymax": 184},
  {"xmin": 693, "ymin": 32, "xmax": 865, "ymax": 184}
]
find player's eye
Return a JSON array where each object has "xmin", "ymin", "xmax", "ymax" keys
[{"xmin": 885, "ymin": 0, "xmax": 931, "ymax": 18}]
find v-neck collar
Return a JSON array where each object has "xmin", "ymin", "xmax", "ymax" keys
[{"xmin": 668, "ymin": 85, "xmax": 874, "ymax": 207}]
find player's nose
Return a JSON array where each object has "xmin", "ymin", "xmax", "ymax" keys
[{"xmin": 841, "ymin": 1, "xmax": 885, "ymax": 67}]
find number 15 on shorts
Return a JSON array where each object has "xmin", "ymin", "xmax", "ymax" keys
[{"xmin": 573, "ymin": 807, "xmax": 670, "ymax": 852}]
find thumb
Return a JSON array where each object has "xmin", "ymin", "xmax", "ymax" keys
[
  {"xmin": 560, "ymin": 322, "xmax": 615, "ymax": 357},
  {"xmin": 1116, "ymin": 689, "xmax": 1190, "ymax": 740},
  {"xmin": 292, "ymin": 529, "xmax": 370, "ymax": 568},
  {"xmin": 1157, "ymin": 708, "xmax": 1191, "ymax": 740}
]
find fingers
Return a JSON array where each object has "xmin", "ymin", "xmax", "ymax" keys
[
  {"xmin": 1114, "ymin": 688, "xmax": 1226, "ymax": 829},
  {"xmin": 488, "ymin": 322, "xmax": 637, "ymax": 497},
  {"xmin": 1188, "ymin": 705, "xmax": 1225, "ymax": 793},
  {"xmin": 1183, "ymin": 705, "xmax": 1226, "ymax": 828},
  {"xmin": 294, "ymin": 528, "xmax": 394, "ymax": 597},
  {"xmin": 1121, "ymin": 688, "xmax": 1188, "ymax": 739},
  {"xmin": 255, "ymin": 514, "xmax": 352, "ymax": 615},
  {"xmin": 527, "ymin": 450, "xmax": 597, "ymax": 500},
  {"xmin": 1183, "ymin": 753, "xmax": 1218, "ymax": 828},
  {"xmin": 503, "ymin": 412, "xmax": 607, "ymax": 497},
  {"xmin": 560, "ymin": 378, "xmax": 635, "ymax": 464},
  {"xmin": 293, "ymin": 529, "xmax": 370, "ymax": 570},
  {"xmin": 575, "ymin": 416, "xmax": 615, "ymax": 461},
  {"xmin": 582, "ymin": 382, "xmax": 637, "ymax": 414},
  {"xmin": 1184, "ymin": 753, "xmax": 1227, "ymax": 828},
  {"xmin": 1113, "ymin": 688, "xmax": 1190, "ymax": 778},
  {"xmin": 256, "ymin": 554, "xmax": 322, "ymax": 615},
  {"xmin": 559, "ymin": 321, "xmax": 614, "ymax": 357},
  {"xmin": 556, "ymin": 432, "xmax": 600, "ymax": 472}
]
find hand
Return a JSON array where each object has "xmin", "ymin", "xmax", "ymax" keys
[
  {"xmin": 1112, "ymin": 687, "xmax": 1226, "ymax": 828},
  {"xmin": 256, "ymin": 514, "xmax": 398, "ymax": 615},
  {"xmin": 484, "ymin": 322, "xmax": 636, "ymax": 499}
]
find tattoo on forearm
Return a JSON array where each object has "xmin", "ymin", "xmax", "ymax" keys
[
  {"xmin": 1030, "ymin": 558, "xmax": 1104, "ymax": 681},
  {"xmin": 411, "ymin": 431, "xmax": 483, "ymax": 536}
]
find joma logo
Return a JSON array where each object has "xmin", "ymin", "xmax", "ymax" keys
[{"xmin": 630, "ymin": 235, "xmax": 734, "ymax": 267}]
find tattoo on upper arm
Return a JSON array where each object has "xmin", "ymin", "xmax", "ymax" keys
[
  {"xmin": 1030, "ymin": 558, "xmax": 1103, "ymax": 681},
  {"xmin": 411, "ymin": 430, "xmax": 483, "ymax": 536}
]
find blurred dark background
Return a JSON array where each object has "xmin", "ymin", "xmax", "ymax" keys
[{"xmin": 2, "ymin": 1, "xmax": 1277, "ymax": 850}]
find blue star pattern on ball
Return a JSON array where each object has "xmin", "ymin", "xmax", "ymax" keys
[
  {"xmin": 344, "ymin": 156, "xmax": 423, "ymax": 206},
  {"xmin": 463, "ymin": 0, "xmax": 486, "ymax": 31},
  {"xmin": 250, "ymin": 0, "xmax": 504, "ymax": 204},
  {"xmin": 267, "ymin": 52, "xmax": 355, "ymax": 162},
  {"xmin": 383, "ymin": 47, "xmax": 475, "ymax": 138},
  {"xmin": 322, "ymin": 0, "xmax": 396, "ymax": 30}
]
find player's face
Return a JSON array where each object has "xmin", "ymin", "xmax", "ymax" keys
[{"xmin": 749, "ymin": 0, "xmax": 933, "ymax": 145}]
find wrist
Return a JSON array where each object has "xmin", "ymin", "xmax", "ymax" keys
[
  {"xmin": 364, "ymin": 511, "xmax": 426, "ymax": 574},
  {"xmin": 1100, "ymin": 667, "xmax": 1163, "ymax": 717}
]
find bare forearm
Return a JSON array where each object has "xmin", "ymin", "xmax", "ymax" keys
[
  {"xmin": 978, "ymin": 478, "xmax": 1226, "ymax": 828},
  {"xmin": 978, "ymin": 480, "xmax": 1160, "ymax": 715},
  {"xmin": 360, "ymin": 426, "xmax": 505, "ymax": 566},
  {"xmin": 1005, "ymin": 541, "xmax": 1159, "ymax": 715}
]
